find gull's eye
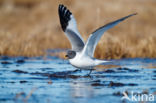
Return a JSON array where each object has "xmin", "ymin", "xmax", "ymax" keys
[{"xmin": 68, "ymin": 52, "xmax": 72, "ymax": 55}]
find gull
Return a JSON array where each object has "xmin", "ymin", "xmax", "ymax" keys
[{"xmin": 58, "ymin": 4, "xmax": 137, "ymax": 75}]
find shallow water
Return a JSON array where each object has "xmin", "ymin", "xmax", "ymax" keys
[{"xmin": 0, "ymin": 56, "xmax": 156, "ymax": 103}]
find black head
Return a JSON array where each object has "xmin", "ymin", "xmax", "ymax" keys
[{"xmin": 65, "ymin": 50, "xmax": 76, "ymax": 59}]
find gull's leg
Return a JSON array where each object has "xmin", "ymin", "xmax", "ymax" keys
[
  {"xmin": 84, "ymin": 69, "xmax": 93, "ymax": 78},
  {"xmin": 86, "ymin": 67, "xmax": 94, "ymax": 77},
  {"xmin": 88, "ymin": 69, "xmax": 93, "ymax": 75}
]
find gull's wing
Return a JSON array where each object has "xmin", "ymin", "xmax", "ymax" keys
[
  {"xmin": 58, "ymin": 4, "xmax": 85, "ymax": 52},
  {"xmin": 82, "ymin": 13, "xmax": 137, "ymax": 57}
]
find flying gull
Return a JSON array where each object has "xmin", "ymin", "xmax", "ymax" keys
[{"xmin": 58, "ymin": 4, "xmax": 137, "ymax": 75}]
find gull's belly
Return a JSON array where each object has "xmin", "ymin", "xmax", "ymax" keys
[{"xmin": 69, "ymin": 56, "xmax": 95, "ymax": 69}]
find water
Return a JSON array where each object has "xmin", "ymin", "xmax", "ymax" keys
[{"xmin": 0, "ymin": 56, "xmax": 156, "ymax": 103}]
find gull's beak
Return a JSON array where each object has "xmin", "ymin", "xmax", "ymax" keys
[{"xmin": 65, "ymin": 54, "xmax": 68, "ymax": 58}]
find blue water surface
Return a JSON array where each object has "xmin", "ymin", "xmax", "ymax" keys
[{"xmin": 0, "ymin": 56, "xmax": 156, "ymax": 103}]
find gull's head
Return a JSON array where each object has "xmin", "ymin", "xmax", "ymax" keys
[{"xmin": 65, "ymin": 50, "xmax": 76, "ymax": 59}]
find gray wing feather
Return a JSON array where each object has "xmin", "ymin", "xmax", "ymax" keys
[
  {"xmin": 82, "ymin": 13, "xmax": 137, "ymax": 57},
  {"xmin": 58, "ymin": 4, "xmax": 84, "ymax": 52},
  {"xmin": 65, "ymin": 29, "xmax": 85, "ymax": 51}
]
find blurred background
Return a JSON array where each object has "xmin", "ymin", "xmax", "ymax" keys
[{"xmin": 0, "ymin": 0, "xmax": 155, "ymax": 59}]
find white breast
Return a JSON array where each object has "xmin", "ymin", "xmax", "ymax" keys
[{"xmin": 69, "ymin": 52, "xmax": 95, "ymax": 69}]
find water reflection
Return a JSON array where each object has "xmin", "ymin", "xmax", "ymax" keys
[{"xmin": 70, "ymin": 80, "xmax": 94, "ymax": 103}]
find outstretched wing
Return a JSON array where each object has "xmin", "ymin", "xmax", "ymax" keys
[
  {"xmin": 58, "ymin": 4, "xmax": 85, "ymax": 52},
  {"xmin": 82, "ymin": 13, "xmax": 137, "ymax": 57}
]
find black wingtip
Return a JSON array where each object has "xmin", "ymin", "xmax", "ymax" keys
[{"xmin": 58, "ymin": 4, "xmax": 72, "ymax": 31}]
